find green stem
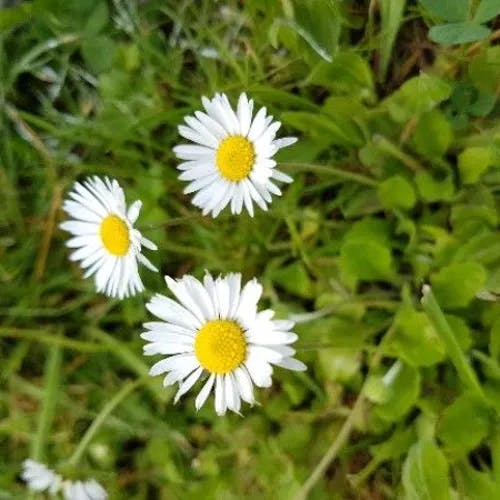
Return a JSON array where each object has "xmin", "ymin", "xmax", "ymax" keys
[
  {"xmin": 294, "ymin": 393, "xmax": 365, "ymax": 500},
  {"xmin": 31, "ymin": 345, "xmax": 62, "ymax": 461},
  {"xmin": 280, "ymin": 162, "xmax": 377, "ymax": 187},
  {"xmin": 421, "ymin": 285, "xmax": 484, "ymax": 398},
  {"xmin": 0, "ymin": 327, "xmax": 105, "ymax": 352},
  {"xmin": 67, "ymin": 378, "xmax": 144, "ymax": 467},
  {"xmin": 372, "ymin": 134, "xmax": 424, "ymax": 172}
]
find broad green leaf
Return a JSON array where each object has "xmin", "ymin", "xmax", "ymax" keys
[
  {"xmin": 338, "ymin": 186, "xmax": 382, "ymax": 218},
  {"xmin": 469, "ymin": 47, "xmax": 500, "ymax": 93},
  {"xmin": 271, "ymin": 261, "xmax": 314, "ymax": 299},
  {"xmin": 370, "ymin": 426, "xmax": 417, "ymax": 462},
  {"xmin": 473, "ymin": 0, "xmax": 500, "ymax": 23},
  {"xmin": 286, "ymin": 0, "xmax": 341, "ymax": 61},
  {"xmin": 413, "ymin": 110, "xmax": 453, "ymax": 158},
  {"xmin": 429, "ymin": 22, "xmax": 491, "ymax": 45},
  {"xmin": 281, "ymin": 111, "xmax": 362, "ymax": 147},
  {"xmin": 0, "ymin": 3, "xmax": 32, "ymax": 30},
  {"xmin": 437, "ymin": 392, "xmax": 491, "ymax": 456},
  {"xmin": 455, "ymin": 461, "xmax": 500, "ymax": 500},
  {"xmin": 402, "ymin": 440, "xmax": 451, "ymax": 500},
  {"xmin": 431, "ymin": 262, "xmax": 487, "ymax": 308},
  {"xmin": 387, "ymin": 306, "xmax": 445, "ymax": 366},
  {"xmin": 419, "ymin": 0, "xmax": 470, "ymax": 22},
  {"xmin": 458, "ymin": 147, "xmax": 496, "ymax": 184},
  {"xmin": 340, "ymin": 240, "xmax": 394, "ymax": 283},
  {"xmin": 379, "ymin": 0, "xmax": 406, "ymax": 81},
  {"xmin": 384, "ymin": 73, "xmax": 452, "ymax": 123},
  {"xmin": 308, "ymin": 51, "xmax": 374, "ymax": 95},
  {"xmin": 415, "ymin": 171, "xmax": 454, "ymax": 202},
  {"xmin": 318, "ymin": 349, "xmax": 360, "ymax": 383},
  {"xmin": 378, "ymin": 175, "xmax": 416, "ymax": 210},
  {"xmin": 344, "ymin": 217, "xmax": 392, "ymax": 246},
  {"xmin": 374, "ymin": 362, "xmax": 420, "ymax": 422},
  {"xmin": 81, "ymin": 35, "xmax": 117, "ymax": 74},
  {"xmin": 83, "ymin": 0, "xmax": 109, "ymax": 35}
]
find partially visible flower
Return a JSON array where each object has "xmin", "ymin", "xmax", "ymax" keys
[
  {"xmin": 60, "ymin": 176, "xmax": 158, "ymax": 299},
  {"xmin": 62, "ymin": 479, "xmax": 107, "ymax": 500},
  {"xmin": 21, "ymin": 460, "xmax": 107, "ymax": 499},
  {"xmin": 141, "ymin": 272, "xmax": 306, "ymax": 415},
  {"xmin": 21, "ymin": 459, "xmax": 62, "ymax": 495},
  {"xmin": 174, "ymin": 93, "xmax": 297, "ymax": 217}
]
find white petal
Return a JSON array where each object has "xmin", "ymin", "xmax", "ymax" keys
[
  {"xmin": 127, "ymin": 200, "xmax": 142, "ymax": 223},
  {"xmin": 215, "ymin": 374, "xmax": 227, "ymax": 415},
  {"xmin": 149, "ymin": 354, "xmax": 198, "ymax": 376},
  {"xmin": 174, "ymin": 366, "xmax": 203, "ymax": 403},
  {"xmin": 195, "ymin": 374, "xmax": 215, "ymax": 410},
  {"xmin": 275, "ymin": 357, "xmax": 307, "ymax": 371}
]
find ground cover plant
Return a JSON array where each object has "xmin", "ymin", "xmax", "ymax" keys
[{"xmin": 1, "ymin": 0, "xmax": 500, "ymax": 498}]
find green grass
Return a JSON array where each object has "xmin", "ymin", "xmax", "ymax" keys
[{"xmin": 1, "ymin": 0, "xmax": 500, "ymax": 498}]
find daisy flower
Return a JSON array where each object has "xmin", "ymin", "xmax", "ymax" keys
[
  {"xmin": 21, "ymin": 459, "xmax": 62, "ymax": 495},
  {"xmin": 141, "ymin": 272, "xmax": 306, "ymax": 415},
  {"xmin": 60, "ymin": 176, "xmax": 158, "ymax": 299},
  {"xmin": 21, "ymin": 460, "xmax": 107, "ymax": 499},
  {"xmin": 174, "ymin": 92, "xmax": 297, "ymax": 217}
]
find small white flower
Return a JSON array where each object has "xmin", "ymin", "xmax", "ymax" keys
[
  {"xmin": 141, "ymin": 272, "xmax": 306, "ymax": 415},
  {"xmin": 21, "ymin": 460, "xmax": 107, "ymax": 499},
  {"xmin": 21, "ymin": 459, "xmax": 62, "ymax": 495},
  {"xmin": 174, "ymin": 93, "xmax": 297, "ymax": 217},
  {"xmin": 60, "ymin": 176, "xmax": 158, "ymax": 299},
  {"xmin": 62, "ymin": 479, "xmax": 107, "ymax": 500}
]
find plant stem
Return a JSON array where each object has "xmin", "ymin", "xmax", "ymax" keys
[
  {"xmin": 31, "ymin": 345, "xmax": 62, "ymax": 461},
  {"xmin": 281, "ymin": 162, "xmax": 377, "ymax": 187},
  {"xmin": 294, "ymin": 393, "xmax": 365, "ymax": 500},
  {"xmin": 421, "ymin": 285, "xmax": 484, "ymax": 398},
  {"xmin": 372, "ymin": 134, "xmax": 424, "ymax": 172},
  {"xmin": 67, "ymin": 378, "xmax": 144, "ymax": 467}
]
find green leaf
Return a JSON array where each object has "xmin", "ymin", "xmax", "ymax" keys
[
  {"xmin": 431, "ymin": 262, "xmax": 487, "ymax": 308},
  {"xmin": 473, "ymin": 0, "xmax": 500, "ymax": 23},
  {"xmin": 429, "ymin": 22, "xmax": 491, "ymax": 45},
  {"xmin": 413, "ymin": 110, "xmax": 453, "ymax": 158},
  {"xmin": 415, "ymin": 171, "xmax": 454, "ymax": 202},
  {"xmin": 455, "ymin": 460, "xmax": 500, "ymax": 500},
  {"xmin": 318, "ymin": 349, "xmax": 360, "ymax": 383},
  {"xmin": 402, "ymin": 440, "xmax": 451, "ymax": 500},
  {"xmin": 374, "ymin": 362, "xmax": 420, "ymax": 422},
  {"xmin": 388, "ymin": 306, "xmax": 445, "ymax": 366},
  {"xmin": 281, "ymin": 111, "xmax": 362, "ymax": 147},
  {"xmin": 340, "ymin": 240, "xmax": 394, "ymax": 283},
  {"xmin": 419, "ymin": 0, "xmax": 470, "ymax": 22},
  {"xmin": 379, "ymin": 0, "xmax": 407, "ymax": 81},
  {"xmin": 378, "ymin": 175, "xmax": 416, "ymax": 210},
  {"xmin": 83, "ymin": 0, "xmax": 109, "ymax": 35},
  {"xmin": 384, "ymin": 73, "xmax": 452, "ymax": 123},
  {"xmin": 0, "ymin": 3, "xmax": 32, "ymax": 30},
  {"xmin": 489, "ymin": 317, "xmax": 500, "ymax": 361},
  {"xmin": 458, "ymin": 147, "xmax": 496, "ymax": 184},
  {"xmin": 370, "ymin": 426, "xmax": 417, "ymax": 462},
  {"xmin": 286, "ymin": 0, "xmax": 341, "ymax": 61},
  {"xmin": 271, "ymin": 261, "xmax": 314, "ymax": 299},
  {"xmin": 81, "ymin": 35, "xmax": 117, "ymax": 74},
  {"xmin": 437, "ymin": 392, "xmax": 491, "ymax": 456},
  {"xmin": 469, "ymin": 47, "xmax": 500, "ymax": 94},
  {"xmin": 308, "ymin": 51, "xmax": 374, "ymax": 95}
]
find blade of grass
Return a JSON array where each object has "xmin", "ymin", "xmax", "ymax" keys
[
  {"xmin": 31, "ymin": 345, "xmax": 62, "ymax": 461},
  {"xmin": 421, "ymin": 285, "xmax": 485, "ymax": 398}
]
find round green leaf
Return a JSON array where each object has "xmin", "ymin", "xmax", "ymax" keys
[{"xmin": 402, "ymin": 440, "xmax": 451, "ymax": 500}]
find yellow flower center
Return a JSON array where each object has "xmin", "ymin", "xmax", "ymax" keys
[
  {"xmin": 194, "ymin": 319, "xmax": 247, "ymax": 374},
  {"xmin": 216, "ymin": 135, "xmax": 255, "ymax": 181},
  {"xmin": 99, "ymin": 214, "xmax": 130, "ymax": 256}
]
